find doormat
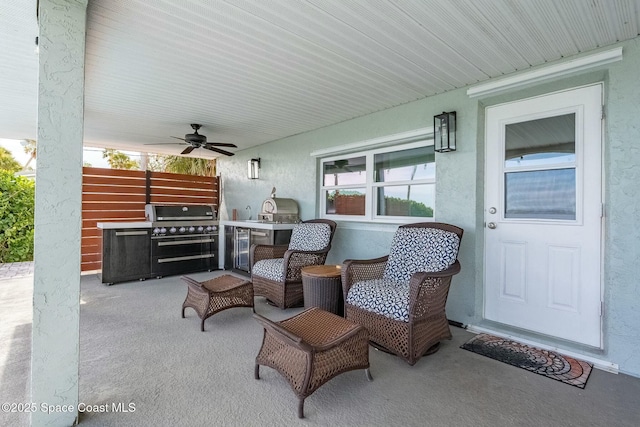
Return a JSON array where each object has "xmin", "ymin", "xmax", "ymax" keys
[{"xmin": 460, "ymin": 333, "xmax": 593, "ymax": 389}]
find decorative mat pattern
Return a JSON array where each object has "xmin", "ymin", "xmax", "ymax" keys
[{"xmin": 461, "ymin": 333, "xmax": 593, "ymax": 389}]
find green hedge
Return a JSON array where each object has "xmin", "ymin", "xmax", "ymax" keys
[{"xmin": 0, "ymin": 171, "xmax": 35, "ymax": 263}]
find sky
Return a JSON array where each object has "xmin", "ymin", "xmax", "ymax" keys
[{"xmin": 0, "ymin": 138, "xmax": 143, "ymax": 169}]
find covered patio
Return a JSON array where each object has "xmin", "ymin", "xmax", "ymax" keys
[
  {"xmin": 2, "ymin": 268, "xmax": 639, "ymax": 426},
  {"xmin": 2, "ymin": 1, "xmax": 640, "ymax": 426}
]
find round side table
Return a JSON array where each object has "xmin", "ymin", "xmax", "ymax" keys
[{"xmin": 301, "ymin": 265, "xmax": 344, "ymax": 316}]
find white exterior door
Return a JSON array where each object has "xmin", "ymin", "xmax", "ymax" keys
[{"xmin": 484, "ymin": 84, "xmax": 603, "ymax": 348}]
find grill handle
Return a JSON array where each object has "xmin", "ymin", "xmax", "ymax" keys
[
  {"xmin": 115, "ymin": 230, "xmax": 148, "ymax": 237},
  {"xmin": 156, "ymin": 216, "xmax": 213, "ymax": 220},
  {"xmin": 157, "ymin": 238, "xmax": 215, "ymax": 246}
]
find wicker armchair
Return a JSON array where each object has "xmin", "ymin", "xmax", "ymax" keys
[
  {"xmin": 342, "ymin": 222, "xmax": 463, "ymax": 365},
  {"xmin": 251, "ymin": 219, "xmax": 337, "ymax": 309}
]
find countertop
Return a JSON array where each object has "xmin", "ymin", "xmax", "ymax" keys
[
  {"xmin": 97, "ymin": 222, "xmax": 153, "ymax": 229},
  {"xmin": 219, "ymin": 220, "xmax": 297, "ymax": 230}
]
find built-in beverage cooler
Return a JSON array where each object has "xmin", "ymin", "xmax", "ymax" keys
[
  {"xmin": 229, "ymin": 227, "xmax": 292, "ymax": 275},
  {"xmin": 233, "ymin": 227, "xmax": 251, "ymax": 273}
]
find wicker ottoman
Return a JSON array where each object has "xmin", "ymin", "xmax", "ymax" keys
[
  {"xmin": 302, "ymin": 265, "xmax": 344, "ymax": 316},
  {"xmin": 181, "ymin": 275, "xmax": 253, "ymax": 331},
  {"xmin": 254, "ymin": 307, "xmax": 372, "ymax": 418}
]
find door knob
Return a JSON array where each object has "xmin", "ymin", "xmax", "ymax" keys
[
  {"xmin": 489, "ymin": 207, "xmax": 497, "ymax": 214},
  {"xmin": 487, "ymin": 222, "xmax": 497, "ymax": 229}
]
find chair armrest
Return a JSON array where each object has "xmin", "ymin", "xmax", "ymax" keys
[
  {"xmin": 411, "ymin": 260, "xmax": 461, "ymax": 281},
  {"xmin": 280, "ymin": 248, "xmax": 331, "ymax": 281},
  {"xmin": 282, "ymin": 247, "xmax": 329, "ymax": 262},
  {"xmin": 407, "ymin": 260, "xmax": 461, "ymax": 320},
  {"xmin": 341, "ymin": 256, "xmax": 388, "ymax": 302},
  {"xmin": 250, "ymin": 244, "xmax": 288, "ymax": 266},
  {"xmin": 253, "ymin": 313, "xmax": 313, "ymax": 352}
]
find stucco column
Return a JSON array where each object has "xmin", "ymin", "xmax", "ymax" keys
[{"xmin": 31, "ymin": 1, "xmax": 87, "ymax": 426}]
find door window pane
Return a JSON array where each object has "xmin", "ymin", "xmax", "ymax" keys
[
  {"xmin": 323, "ymin": 157, "xmax": 366, "ymax": 186},
  {"xmin": 505, "ymin": 169, "xmax": 576, "ymax": 220},
  {"xmin": 325, "ymin": 189, "xmax": 366, "ymax": 215},
  {"xmin": 505, "ymin": 114, "xmax": 576, "ymax": 168},
  {"xmin": 376, "ymin": 184, "xmax": 434, "ymax": 217},
  {"xmin": 375, "ymin": 146, "xmax": 435, "ymax": 182}
]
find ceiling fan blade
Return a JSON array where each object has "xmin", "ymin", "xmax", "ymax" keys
[
  {"xmin": 203, "ymin": 146, "xmax": 235, "ymax": 156},
  {"xmin": 205, "ymin": 142, "xmax": 238, "ymax": 148},
  {"xmin": 143, "ymin": 142, "xmax": 186, "ymax": 145},
  {"xmin": 170, "ymin": 136, "xmax": 187, "ymax": 141},
  {"xmin": 181, "ymin": 146, "xmax": 195, "ymax": 155}
]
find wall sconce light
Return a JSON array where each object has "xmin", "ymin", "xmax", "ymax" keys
[
  {"xmin": 434, "ymin": 111, "xmax": 456, "ymax": 152},
  {"xmin": 248, "ymin": 158, "xmax": 261, "ymax": 179}
]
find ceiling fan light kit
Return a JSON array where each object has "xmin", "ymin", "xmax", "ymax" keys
[{"xmin": 183, "ymin": 124, "xmax": 207, "ymax": 145}]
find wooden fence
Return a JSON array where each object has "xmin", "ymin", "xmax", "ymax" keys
[
  {"xmin": 81, "ymin": 167, "xmax": 219, "ymax": 272},
  {"xmin": 334, "ymin": 194, "xmax": 366, "ymax": 216}
]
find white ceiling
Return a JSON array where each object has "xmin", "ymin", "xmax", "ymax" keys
[{"xmin": 1, "ymin": 0, "xmax": 639, "ymax": 159}]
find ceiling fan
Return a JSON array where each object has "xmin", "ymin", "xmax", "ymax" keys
[{"xmin": 145, "ymin": 124, "xmax": 237, "ymax": 156}]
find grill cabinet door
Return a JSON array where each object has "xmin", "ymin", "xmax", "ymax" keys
[{"xmin": 101, "ymin": 229, "xmax": 151, "ymax": 284}]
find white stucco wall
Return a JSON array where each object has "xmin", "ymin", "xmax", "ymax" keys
[
  {"xmin": 218, "ymin": 37, "xmax": 640, "ymax": 377},
  {"xmin": 603, "ymin": 37, "xmax": 640, "ymax": 375},
  {"xmin": 31, "ymin": 1, "xmax": 87, "ymax": 425}
]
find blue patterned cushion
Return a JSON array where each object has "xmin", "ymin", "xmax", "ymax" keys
[
  {"xmin": 383, "ymin": 227, "xmax": 460, "ymax": 285},
  {"xmin": 288, "ymin": 223, "xmax": 331, "ymax": 251},
  {"xmin": 346, "ymin": 279, "xmax": 410, "ymax": 322},
  {"xmin": 252, "ymin": 258, "xmax": 284, "ymax": 282}
]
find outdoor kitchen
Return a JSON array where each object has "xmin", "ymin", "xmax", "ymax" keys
[
  {"xmin": 220, "ymin": 187, "xmax": 300, "ymax": 275},
  {"xmin": 89, "ymin": 167, "xmax": 223, "ymax": 285},
  {"xmin": 97, "ymin": 203, "xmax": 219, "ymax": 284},
  {"xmin": 96, "ymin": 182, "xmax": 301, "ymax": 283}
]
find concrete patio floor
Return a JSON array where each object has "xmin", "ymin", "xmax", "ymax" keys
[{"xmin": 1, "ymin": 264, "xmax": 639, "ymax": 426}]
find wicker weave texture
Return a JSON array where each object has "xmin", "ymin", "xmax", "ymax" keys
[
  {"xmin": 252, "ymin": 244, "xmax": 287, "ymax": 261},
  {"xmin": 410, "ymin": 276, "xmax": 452, "ymax": 321},
  {"xmin": 255, "ymin": 308, "xmax": 370, "ymax": 418},
  {"xmin": 346, "ymin": 303, "xmax": 451, "ymax": 365},
  {"xmin": 344, "ymin": 273, "xmax": 456, "ymax": 365},
  {"xmin": 252, "ymin": 275, "xmax": 303, "ymax": 309},
  {"xmin": 341, "ymin": 222, "xmax": 463, "ymax": 365},
  {"xmin": 251, "ymin": 219, "xmax": 337, "ymax": 309},
  {"xmin": 302, "ymin": 272, "xmax": 343, "ymax": 316},
  {"xmin": 181, "ymin": 275, "xmax": 253, "ymax": 331},
  {"xmin": 183, "ymin": 284, "xmax": 209, "ymax": 318},
  {"xmin": 340, "ymin": 258, "xmax": 387, "ymax": 302}
]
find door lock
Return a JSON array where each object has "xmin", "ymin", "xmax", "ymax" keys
[
  {"xmin": 489, "ymin": 207, "xmax": 497, "ymax": 214},
  {"xmin": 487, "ymin": 222, "xmax": 497, "ymax": 229}
]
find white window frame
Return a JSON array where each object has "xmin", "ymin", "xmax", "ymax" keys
[{"xmin": 319, "ymin": 139, "xmax": 436, "ymax": 223}]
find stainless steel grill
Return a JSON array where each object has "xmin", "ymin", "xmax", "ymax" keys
[
  {"xmin": 145, "ymin": 204, "xmax": 219, "ymax": 277},
  {"xmin": 257, "ymin": 189, "xmax": 299, "ymax": 223},
  {"xmin": 146, "ymin": 204, "xmax": 217, "ymax": 235}
]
